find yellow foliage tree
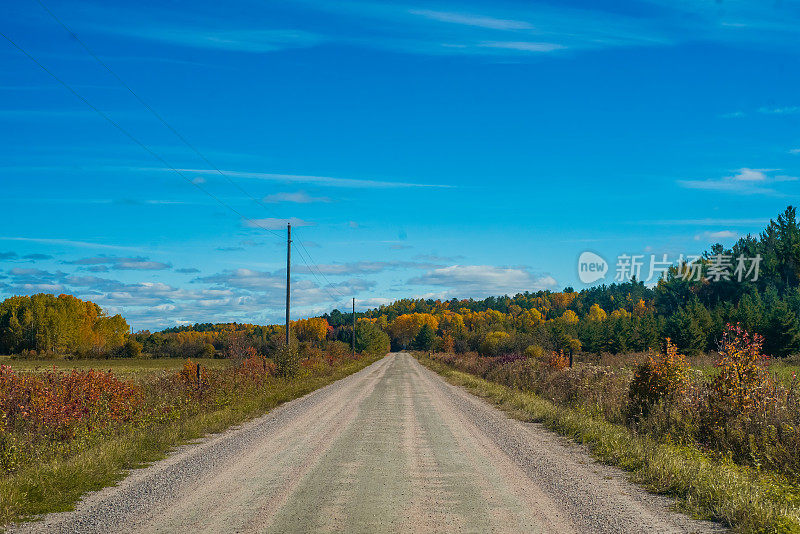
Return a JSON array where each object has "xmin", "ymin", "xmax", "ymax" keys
[
  {"xmin": 294, "ymin": 317, "xmax": 329, "ymax": 344},
  {"xmin": 587, "ymin": 304, "xmax": 607, "ymax": 322},
  {"xmin": 387, "ymin": 313, "xmax": 439, "ymax": 347},
  {"xmin": 479, "ymin": 331, "xmax": 510, "ymax": 355},
  {"xmin": 610, "ymin": 308, "xmax": 632, "ymax": 320},
  {"xmin": 560, "ymin": 310, "xmax": 579, "ymax": 325},
  {"xmin": 519, "ymin": 309, "xmax": 543, "ymax": 331}
]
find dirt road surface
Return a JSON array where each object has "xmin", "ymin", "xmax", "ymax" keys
[{"xmin": 14, "ymin": 353, "xmax": 724, "ymax": 533}]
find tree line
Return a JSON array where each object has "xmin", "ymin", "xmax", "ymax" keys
[
  {"xmin": 341, "ymin": 206, "xmax": 800, "ymax": 358},
  {"xmin": 0, "ymin": 294, "xmax": 128, "ymax": 356},
  {"xmin": 4, "ymin": 206, "xmax": 800, "ymax": 359}
]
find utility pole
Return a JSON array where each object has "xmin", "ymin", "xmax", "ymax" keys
[
  {"xmin": 352, "ymin": 297, "xmax": 356, "ymax": 358},
  {"xmin": 285, "ymin": 222, "xmax": 291, "ymax": 346}
]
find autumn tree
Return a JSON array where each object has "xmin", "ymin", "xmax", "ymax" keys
[{"xmin": 294, "ymin": 317, "xmax": 329, "ymax": 344}]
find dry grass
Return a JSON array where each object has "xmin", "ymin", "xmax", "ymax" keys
[
  {"xmin": 0, "ymin": 354, "xmax": 383, "ymax": 528},
  {"xmin": 419, "ymin": 354, "xmax": 800, "ymax": 534},
  {"xmin": 0, "ymin": 356, "xmax": 229, "ymax": 378}
]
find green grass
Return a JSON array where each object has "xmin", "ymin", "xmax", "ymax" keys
[
  {"xmin": 0, "ymin": 354, "xmax": 383, "ymax": 528},
  {"xmin": 0, "ymin": 356, "xmax": 229, "ymax": 377},
  {"xmin": 418, "ymin": 354, "xmax": 800, "ymax": 534},
  {"xmin": 769, "ymin": 360, "xmax": 800, "ymax": 383},
  {"xmin": 689, "ymin": 358, "xmax": 800, "ymax": 385}
]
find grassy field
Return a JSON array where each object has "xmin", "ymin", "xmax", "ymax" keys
[
  {"xmin": 584, "ymin": 351, "xmax": 800, "ymax": 384},
  {"xmin": 0, "ymin": 356, "xmax": 229, "ymax": 377},
  {"xmin": 0, "ymin": 353, "xmax": 384, "ymax": 527},
  {"xmin": 418, "ymin": 354, "xmax": 800, "ymax": 534}
]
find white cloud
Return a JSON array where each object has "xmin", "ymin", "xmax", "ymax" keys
[
  {"xmin": 409, "ymin": 265, "xmax": 557, "ymax": 297},
  {"xmin": 0, "ymin": 264, "xmax": 368, "ymax": 330},
  {"xmin": 677, "ymin": 168, "xmax": 798, "ymax": 196},
  {"xmin": 263, "ymin": 191, "xmax": 331, "ymax": 203},
  {"xmin": 694, "ymin": 230, "xmax": 739, "ymax": 241}
]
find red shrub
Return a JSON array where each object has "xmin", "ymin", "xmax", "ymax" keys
[{"xmin": 0, "ymin": 365, "xmax": 143, "ymax": 440}]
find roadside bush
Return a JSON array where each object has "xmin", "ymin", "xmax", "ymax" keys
[
  {"xmin": 705, "ymin": 324, "xmax": 773, "ymax": 424},
  {"xmin": 627, "ymin": 339, "xmax": 689, "ymax": 421},
  {"xmin": 242, "ymin": 348, "xmax": 276, "ymax": 381},
  {"xmin": 524, "ymin": 344, "xmax": 545, "ymax": 359},
  {"xmin": 543, "ymin": 350, "xmax": 570, "ymax": 372},
  {"xmin": 274, "ymin": 343, "xmax": 300, "ymax": 378},
  {"xmin": 117, "ymin": 339, "xmax": 143, "ymax": 359},
  {"xmin": 430, "ymin": 323, "xmax": 800, "ymax": 482}
]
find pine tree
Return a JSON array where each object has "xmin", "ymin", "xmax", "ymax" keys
[
  {"xmin": 763, "ymin": 300, "xmax": 800, "ymax": 357},
  {"xmin": 664, "ymin": 307, "xmax": 706, "ymax": 356},
  {"xmin": 413, "ymin": 323, "xmax": 436, "ymax": 351}
]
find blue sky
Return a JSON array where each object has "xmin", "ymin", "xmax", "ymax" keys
[{"xmin": 2, "ymin": 0, "xmax": 800, "ymax": 329}]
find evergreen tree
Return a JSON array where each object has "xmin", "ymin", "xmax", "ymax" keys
[
  {"xmin": 413, "ymin": 323, "xmax": 436, "ymax": 351},
  {"xmin": 663, "ymin": 307, "xmax": 706, "ymax": 355},
  {"xmin": 763, "ymin": 300, "xmax": 800, "ymax": 357}
]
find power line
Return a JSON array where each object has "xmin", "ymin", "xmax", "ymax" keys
[
  {"xmin": 294, "ymin": 231, "xmax": 349, "ymax": 299},
  {"xmin": 33, "ymin": 0, "xmax": 281, "ymax": 229},
  {"xmin": 31, "ymin": 0, "xmax": 351, "ymax": 302},
  {"xmin": 0, "ymin": 31, "xmax": 289, "ymax": 243}
]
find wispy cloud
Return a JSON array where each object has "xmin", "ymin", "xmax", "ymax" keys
[
  {"xmin": 0, "ymin": 237, "xmax": 141, "ymax": 251},
  {"xmin": 51, "ymin": 0, "xmax": 800, "ymax": 62},
  {"xmin": 243, "ymin": 217, "xmax": 314, "ymax": 229},
  {"xmin": 477, "ymin": 41, "xmax": 565, "ymax": 52},
  {"xmin": 262, "ymin": 191, "xmax": 331, "ymax": 203},
  {"xmin": 82, "ymin": 1, "xmax": 674, "ymax": 59},
  {"xmin": 105, "ymin": 27, "xmax": 324, "ymax": 53},
  {"xmin": 173, "ymin": 168, "xmax": 451, "ymax": 188},
  {"xmin": 64, "ymin": 255, "xmax": 171, "ymax": 271},
  {"xmin": 296, "ymin": 260, "xmax": 439, "ymax": 276},
  {"xmin": 722, "ymin": 106, "xmax": 800, "ymax": 118},
  {"xmin": 719, "ymin": 111, "xmax": 746, "ymax": 119},
  {"xmin": 409, "ymin": 9, "xmax": 534, "ymax": 31},
  {"xmin": 758, "ymin": 106, "xmax": 800, "ymax": 115},
  {"xmin": 644, "ymin": 218, "xmax": 769, "ymax": 226},
  {"xmin": 677, "ymin": 168, "xmax": 798, "ymax": 196}
]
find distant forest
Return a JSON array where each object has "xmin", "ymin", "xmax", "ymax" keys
[
  {"xmin": 3, "ymin": 207, "xmax": 800, "ymax": 359},
  {"xmin": 331, "ymin": 206, "xmax": 800, "ymax": 358}
]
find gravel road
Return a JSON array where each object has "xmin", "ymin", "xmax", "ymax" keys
[{"xmin": 14, "ymin": 353, "xmax": 725, "ymax": 533}]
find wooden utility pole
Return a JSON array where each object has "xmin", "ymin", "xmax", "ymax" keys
[
  {"xmin": 352, "ymin": 297, "xmax": 356, "ymax": 358},
  {"xmin": 285, "ymin": 222, "xmax": 291, "ymax": 346}
]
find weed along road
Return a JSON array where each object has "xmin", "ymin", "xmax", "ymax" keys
[{"xmin": 16, "ymin": 353, "xmax": 723, "ymax": 534}]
